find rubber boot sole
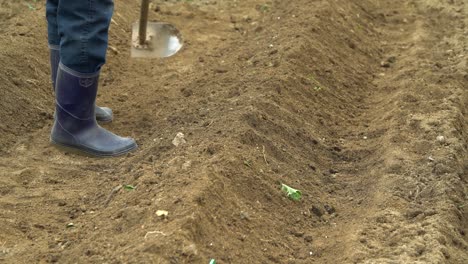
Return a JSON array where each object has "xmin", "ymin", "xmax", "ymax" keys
[
  {"xmin": 51, "ymin": 138, "xmax": 137, "ymax": 158},
  {"xmin": 96, "ymin": 117, "xmax": 113, "ymax": 123}
]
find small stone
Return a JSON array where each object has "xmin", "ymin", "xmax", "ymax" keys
[
  {"xmin": 172, "ymin": 132, "xmax": 186, "ymax": 146},
  {"xmin": 380, "ymin": 61, "xmax": 391, "ymax": 68},
  {"xmin": 240, "ymin": 211, "xmax": 250, "ymax": 220},
  {"xmin": 436, "ymin": 135, "xmax": 446, "ymax": 144},
  {"xmin": 156, "ymin": 210, "xmax": 169, "ymax": 218},
  {"xmin": 108, "ymin": 46, "xmax": 119, "ymax": 54}
]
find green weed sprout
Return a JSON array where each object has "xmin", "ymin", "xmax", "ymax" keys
[{"xmin": 281, "ymin": 184, "xmax": 302, "ymax": 201}]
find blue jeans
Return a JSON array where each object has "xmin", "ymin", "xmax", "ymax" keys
[{"xmin": 46, "ymin": 0, "xmax": 114, "ymax": 74}]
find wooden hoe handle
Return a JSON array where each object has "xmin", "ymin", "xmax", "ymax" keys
[{"xmin": 139, "ymin": 0, "xmax": 150, "ymax": 45}]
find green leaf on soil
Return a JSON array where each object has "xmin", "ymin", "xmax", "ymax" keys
[
  {"xmin": 124, "ymin": 185, "xmax": 136, "ymax": 190},
  {"xmin": 259, "ymin": 5, "xmax": 269, "ymax": 12},
  {"xmin": 281, "ymin": 183, "xmax": 302, "ymax": 201},
  {"xmin": 25, "ymin": 3, "xmax": 36, "ymax": 10},
  {"xmin": 209, "ymin": 259, "xmax": 216, "ymax": 264}
]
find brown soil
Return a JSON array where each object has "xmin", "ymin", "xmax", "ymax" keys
[{"xmin": 1, "ymin": 0, "xmax": 467, "ymax": 263}]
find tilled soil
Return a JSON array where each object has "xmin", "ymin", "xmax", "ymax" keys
[{"xmin": 0, "ymin": 0, "xmax": 467, "ymax": 263}]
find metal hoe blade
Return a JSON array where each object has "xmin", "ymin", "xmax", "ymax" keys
[
  {"xmin": 131, "ymin": 22, "xmax": 183, "ymax": 58},
  {"xmin": 131, "ymin": 0, "xmax": 183, "ymax": 58}
]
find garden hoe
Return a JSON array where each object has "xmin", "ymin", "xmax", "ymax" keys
[{"xmin": 131, "ymin": 0, "xmax": 183, "ymax": 58}]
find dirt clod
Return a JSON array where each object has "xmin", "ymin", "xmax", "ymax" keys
[{"xmin": 310, "ymin": 206, "xmax": 324, "ymax": 218}]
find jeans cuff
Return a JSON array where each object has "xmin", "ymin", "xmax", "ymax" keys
[{"xmin": 59, "ymin": 62, "xmax": 100, "ymax": 78}]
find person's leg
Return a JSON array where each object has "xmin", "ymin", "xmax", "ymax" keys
[
  {"xmin": 46, "ymin": 0, "xmax": 113, "ymax": 122},
  {"xmin": 46, "ymin": 0, "xmax": 60, "ymax": 87},
  {"xmin": 57, "ymin": 0, "xmax": 114, "ymax": 73},
  {"xmin": 50, "ymin": 0, "xmax": 137, "ymax": 156},
  {"xmin": 46, "ymin": 0, "xmax": 60, "ymax": 48}
]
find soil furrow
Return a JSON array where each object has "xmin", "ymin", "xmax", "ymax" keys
[{"xmin": 0, "ymin": 0, "xmax": 466, "ymax": 263}]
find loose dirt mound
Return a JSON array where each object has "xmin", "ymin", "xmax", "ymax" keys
[
  {"xmin": 0, "ymin": 0, "xmax": 466, "ymax": 263},
  {"xmin": 0, "ymin": 0, "xmax": 52, "ymax": 154}
]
